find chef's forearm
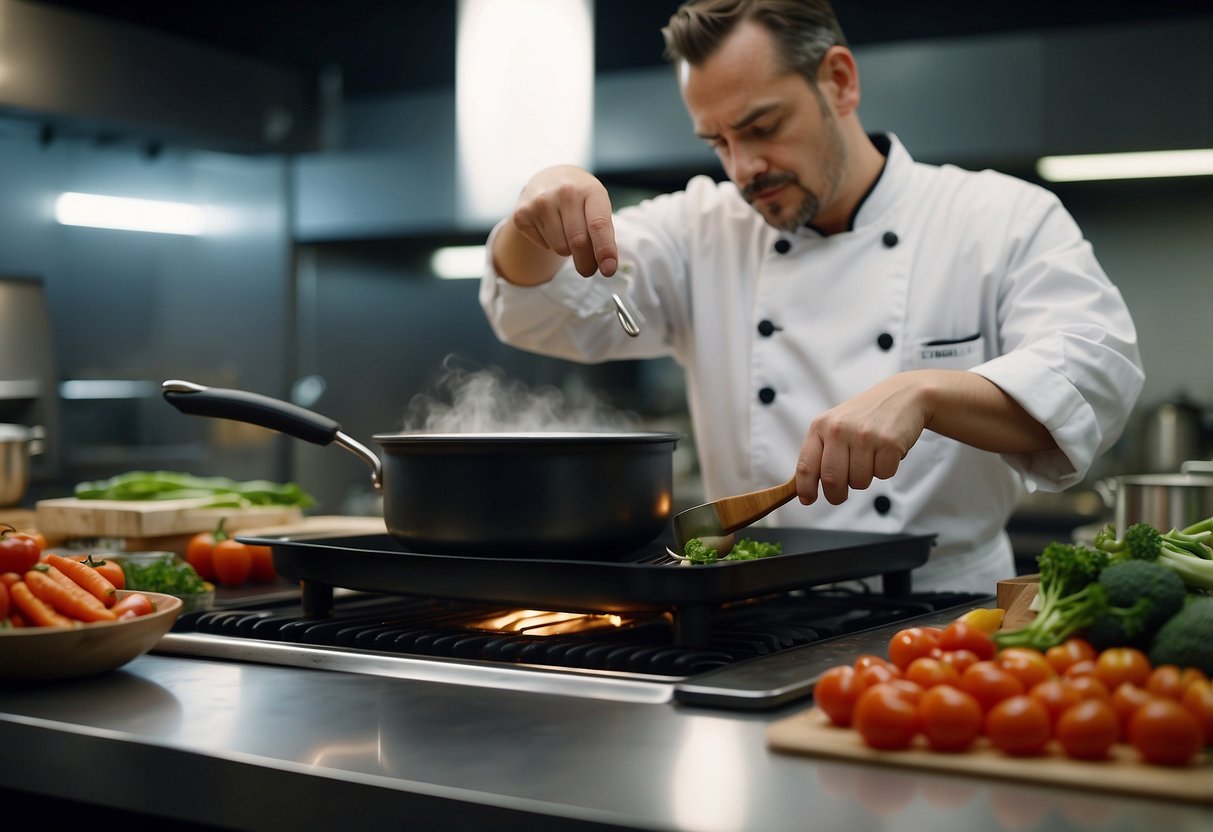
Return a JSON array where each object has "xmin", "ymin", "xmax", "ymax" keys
[
  {"xmin": 916, "ymin": 370, "xmax": 1058, "ymax": 454},
  {"xmin": 491, "ymin": 221, "xmax": 567, "ymax": 286}
]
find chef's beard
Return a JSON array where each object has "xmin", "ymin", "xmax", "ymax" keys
[{"xmin": 742, "ymin": 112, "xmax": 848, "ymax": 233}]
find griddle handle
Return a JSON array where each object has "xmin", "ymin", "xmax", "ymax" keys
[{"xmin": 162, "ymin": 379, "xmax": 341, "ymax": 446}]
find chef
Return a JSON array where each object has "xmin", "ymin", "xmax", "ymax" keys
[{"xmin": 479, "ymin": 0, "xmax": 1144, "ymax": 592}]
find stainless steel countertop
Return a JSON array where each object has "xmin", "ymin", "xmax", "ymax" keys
[{"xmin": 1, "ymin": 650, "xmax": 1209, "ymax": 832}]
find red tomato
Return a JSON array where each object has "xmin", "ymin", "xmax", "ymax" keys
[
  {"xmin": 1145, "ymin": 664, "xmax": 1184, "ymax": 700},
  {"xmin": 111, "ymin": 592, "xmax": 156, "ymax": 620},
  {"xmin": 854, "ymin": 654, "xmax": 896, "ymax": 673},
  {"xmin": 815, "ymin": 664, "xmax": 867, "ymax": 727},
  {"xmin": 0, "ymin": 578, "xmax": 8, "ymax": 620},
  {"xmin": 960, "ymin": 661, "xmax": 1025, "ymax": 712},
  {"xmin": 1055, "ymin": 699, "xmax": 1119, "ymax": 760},
  {"xmin": 857, "ymin": 661, "xmax": 902, "ymax": 688},
  {"xmin": 0, "ymin": 525, "xmax": 42, "ymax": 574},
  {"xmin": 985, "ymin": 695, "xmax": 1052, "ymax": 757},
  {"xmin": 1044, "ymin": 637, "xmax": 1097, "ymax": 675},
  {"xmin": 1063, "ymin": 659, "xmax": 1099, "ymax": 679},
  {"xmin": 1109, "ymin": 683, "xmax": 1154, "ymax": 740},
  {"xmin": 1128, "ymin": 698, "xmax": 1203, "ymax": 766},
  {"xmin": 853, "ymin": 683, "xmax": 920, "ymax": 750},
  {"xmin": 1028, "ymin": 678, "xmax": 1083, "ymax": 726},
  {"xmin": 937, "ymin": 620, "xmax": 996, "ymax": 661},
  {"xmin": 1181, "ymin": 679, "xmax": 1213, "ymax": 746},
  {"xmin": 1061, "ymin": 673, "xmax": 1111, "ymax": 703},
  {"xmin": 211, "ymin": 539, "xmax": 252, "ymax": 587},
  {"xmin": 938, "ymin": 649, "xmax": 980, "ymax": 675},
  {"xmin": 887, "ymin": 627, "xmax": 942, "ymax": 671},
  {"xmin": 1179, "ymin": 667, "xmax": 1209, "ymax": 693},
  {"xmin": 904, "ymin": 656, "xmax": 961, "ymax": 689},
  {"xmin": 248, "ymin": 544, "xmax": 276, "ymax": 583},
  {"xmin": 186, "ymin": 530, "xmax": 218, "ymax": 582},
  {"xmin": 997, "ymin": 647, "xmax": 1056, "ymax": 690},
  {"xmin": 918, "ymin": 684, "xmax": 983, "ymax": 752},
  {"xmin": 1095, "ymin": 647, "xmax": 1152, "ymax": 691}
]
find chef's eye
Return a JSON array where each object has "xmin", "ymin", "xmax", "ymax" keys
[{"xmin": 752, "ymin": 121, "xmax": 779, "ymax": 137}]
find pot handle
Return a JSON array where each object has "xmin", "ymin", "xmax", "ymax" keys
[{"xmin": 161, "ymin": 379, "xmax": 382, "ymax": 490}]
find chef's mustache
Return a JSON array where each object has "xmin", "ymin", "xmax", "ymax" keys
[{"xmin": 741, "ymin": 171, "xmax": 800, "ymax": 203}]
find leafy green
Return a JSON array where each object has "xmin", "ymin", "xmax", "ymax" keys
[
  {"xmin": 681, "ymin": 537, "xmax": 783, "ymax": 564},
  {"xmin": 119, "ymin": 555, "xmax": 209, "ymax": 596},
  {"xmin": 75, "ymin": 471, "xmax": 314, "ymax": 509},
  {"xmin": 993, "ymin": 542, "xmax": 1111, "ymax": 651}
]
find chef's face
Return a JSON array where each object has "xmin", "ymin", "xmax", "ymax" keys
[{"xmin": 680, "ymin": 21, "xmax": 847, "ymax": 233}]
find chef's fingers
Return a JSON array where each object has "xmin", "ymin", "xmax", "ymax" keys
[
  {"xmin": 562, "ymin": 202, "xmax": 601, "ymax": 278},
  {"xmin": 871, "ymin": 445, "xmax": 903, "ymax": 481},
  {"xmin": 795, "ymin": 433, "xmax": 824, "ymax": 505},
  {"xmin": 583, "ymin": 188, "xmax": 618, "ymax": 277},
  {"xmin": 817, "ymin": 438, "xmax": 852, "ymax": 506}
]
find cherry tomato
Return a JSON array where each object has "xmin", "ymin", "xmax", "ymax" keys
[
  {"xmin": 918, "ymin": 684, "xmax": 983, "ymax": 752},
  {"xmin": 1181, "ymin": 678, "xmax": 1213, "ymax": 746},
  {"xmin": 1055, "ymin": 699, "xmax": 1119, "ymax": 760},
  {"xmin": 1063, "ymin": 659, "xmax": 1099, "ymax": 679},
  {"xmin": 853, "ymin": 683, "xmax": 921, "ymax": 750},
  {"xmin": 1128, "ymin": 698, "xmax": 1203, "ymax": 766},
  {"xmin": 985, "ymin": 695, "xmax": 1052, "ymax": 757},
  {"xmin": 1028, "ymin": 677, "xmax": 1083, "ymax": 726},
  {"xmin": 997, "ymin": 647, "xmax": 1056, "ymax": 690},
  {"xmin": 815, "ymin": 664, "xmax": 867, "ymax": 727},
  {"xmin": 857, "ymin": 661, "xmax": 902, "ymax": 688},
  {"xmin": 1094, "ymin": 647, "xmax": 1152, "ymax": 691},
  {"xmin": 211, "ymin": 538, "xmax": 252, "ymax": 587},
  {"xmin": 937, "ymin": 620, "xmax": 996, "ymax": 661},
  {"xmin": 1045, "ymin": 637, "xmax": 1097, "ymax": 675},
  {"xmin": 1179, "ymin": 667, "xmax": 1209, "ymax": 693},
  {"xmin": 960, "ymin": 661, "xmax": 1025, "ymax": 712},
  {"xmin": 248, "ymin": 544, "xmax": 276, "ymax": 583},
  {"xmin": 1145, "ymin": 664, "xmax": 1184, "ymax": 700},
  {"xmin": 1109, "ymin": 682, "xmax": 1154, "ymax": 740},
  {"xmin": 0, "ymin": 579, "xmax": 8, "ymax": 620},
  {"xmin": 1060, "ymin": 673, "xmax": 1110, "ymax": 703},
  {"xmin": 855, "ymin": 654, "xmax": 896, "ymax": 672},
  {"xmin": 887, "ymin": 627, "xmax": 942, "ymax": 671},
  {"xmin": 937, "ymin": 649, "xmax": 980, "ymax": 675},
  {"xmin": 0, "ymin": 524, "xmax": 42, "ymax": 574},
  {"xmin": 186, "ymin": 528, "xmax": 220, "ymax": 582},
  {"xmin": 904, "ymin": 656, "xmax": 962, "ymax": 689}
]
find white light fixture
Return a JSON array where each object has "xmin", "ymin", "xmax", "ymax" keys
[
  {"xmin": 456, "ymin": 0, "xmax": 594, "ymax": 225},
  {"xmin": 54, "ymin": 192, "xmax": 205, "ymax": 235},
  {"xmin": 1036, "ymin": 148, "xmax": 1213, "ymax": 182},
  {"xmin": 430, "ymin": 244, "xmax": 487, "ymax": 279}
]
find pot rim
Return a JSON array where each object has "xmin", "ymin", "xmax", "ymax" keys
[
  {"xmin": 372, "ymin": 431, "xmax": 682, "ymax": 445},
  {"xmin": 1116, "ymin": 472, "xmax": 1213, "ymax": 487}
]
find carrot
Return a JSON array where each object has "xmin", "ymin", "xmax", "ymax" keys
[
  {"xmin": 9, "ymin": 580, "xmax": 75, "ymax": 628},
  {"xmin": 24, "ymin": 569, "xmax": 116, "ymax": 623},
  {"xmin": 44, "ymin": 553, "xmax": 117, "ymax": 608},
  {"xmin": 1, "ymin": 571, "xmax": 20, "ymax": 586},
  {"xmin": 41, "ymin": 562, "xmax": 81, "ymax": 591}
]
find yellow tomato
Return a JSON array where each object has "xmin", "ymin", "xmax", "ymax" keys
[{"xmin": 958, "ymin": 607, "xmax": 1005, "ymax": 635}]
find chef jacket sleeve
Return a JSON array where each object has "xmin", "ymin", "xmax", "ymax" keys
[{"xmin": 969, "ymin": 189, "xmax": 1144, "ymax": 493}]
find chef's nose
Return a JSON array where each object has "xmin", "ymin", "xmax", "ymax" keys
[{"xmin": 731, "ymin": 144, "xmax": 768, "ymax": 184}]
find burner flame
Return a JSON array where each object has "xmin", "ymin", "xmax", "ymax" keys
[{"xmin": 472, "ymin": 609, "xmax": 625, "ymax": 636}]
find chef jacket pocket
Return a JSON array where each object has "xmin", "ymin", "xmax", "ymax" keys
[{"xmin": 912, "ymin": 332, "xmax": 985, "ymax": 371}]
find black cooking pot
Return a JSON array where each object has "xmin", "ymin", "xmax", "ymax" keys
[{"xmin": 161, "ymin": 380, "xmax": 679, "ymax": 558}]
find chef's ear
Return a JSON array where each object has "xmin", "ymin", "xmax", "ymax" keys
[{"xmin": 815, "ymin": 46, "xmax": 861, "ymax": 117}]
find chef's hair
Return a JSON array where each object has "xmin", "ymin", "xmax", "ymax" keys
[{"xmin": 662, "ymin": 0, "xmax": 847, "ymax": 85}]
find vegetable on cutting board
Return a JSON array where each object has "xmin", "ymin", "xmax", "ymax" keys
[{"xmin": 74, "ymin": 470, "xmax": 315, "ymax": 509}]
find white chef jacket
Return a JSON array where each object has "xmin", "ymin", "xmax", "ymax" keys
[{"xmin": 480, "ymin": 133, "xmax": 1145, "ymax": 592}]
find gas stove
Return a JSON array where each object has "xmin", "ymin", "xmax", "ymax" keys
[{"xmin": 154, "ymin": 528, "xmax": 993, "ymax": 710}]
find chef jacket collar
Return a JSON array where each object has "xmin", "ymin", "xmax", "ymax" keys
[{"xmin": 802, "ymin": 132, "xmax": 907, "ymax": 237}]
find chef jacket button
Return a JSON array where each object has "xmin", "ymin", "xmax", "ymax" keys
[
  {"xmin": 773, "ymin": 239, "xmax": 791, "ymax": 254},
  {"xmin": 758, "ymin": 387, "xmax": 776, "ymax": 404},
  {"xmin": 877, "ymin": 332, "xmax": 894, "ymax": 351},
  {"xmin": 874, "ymin": 495, "xmax": 892, "ymax": 515},
  {"xmin": 882, "ymin": 231, "xmax": 899, "ymax": 248},
  {"xmin": 757, "ymin": 319, "xmax": 780, "ymax": 337}
]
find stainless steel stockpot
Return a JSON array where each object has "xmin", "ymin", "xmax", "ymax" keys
[{"xmin": 0, "ymin": 424, "xmax": 44, "ymax": 507}]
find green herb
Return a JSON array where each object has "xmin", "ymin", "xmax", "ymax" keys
[
  {"xmin": 681, "ymin": 537, "xmax": 783, "ymax": 564},
  {"xmin": 121, "ymin": 556, "xmax": 209, "ymax": 596},
  {"xmin": 74, "ymin": 471, "xmax": 314, "ymax": 509}
]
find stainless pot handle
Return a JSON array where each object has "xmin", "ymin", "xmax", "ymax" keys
[
  {"xmin": 161, "ymin": 379, "xmax": 383, "ymax": 491},
  {"xmin": 1180, "ymin": 459, "xmax": 1213, "ymax": 475}
]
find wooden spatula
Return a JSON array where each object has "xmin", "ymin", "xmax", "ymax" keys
[{"xmin": 671, "ymin": 476, "xmax": 797, "ymax": 557}]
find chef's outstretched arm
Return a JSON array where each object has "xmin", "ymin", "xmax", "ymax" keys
[
  {"xmin": 492, "ymin": 164, "xmax": 620, "ymax": 284},
  {"xmin": 795, "ymin": 369, "xmax": 1058, "ymax": 506}
]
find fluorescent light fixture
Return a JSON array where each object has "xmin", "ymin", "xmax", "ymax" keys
[
  {"xmin": 1037, "ymin": 148, "xmax": 1213, "ymax": 182},
  {"xmin": 54, "ymin": 192, "xmax": 205, "ymax": 235},
  {"xmin": 431, "ymin": 245, "xmax": 487, "ymax": 279},
  {"xmin": 456, "ymin": 0, "xmax": 594, "ymax": 224}
]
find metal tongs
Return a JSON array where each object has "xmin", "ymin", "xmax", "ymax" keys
[
  {"xmin": 667, "ymin": 476, "xmax": 798, "ymax": 561},
  {"xmin": 611, "ymin": 292, "xmax": 640, "ymax": 337}
]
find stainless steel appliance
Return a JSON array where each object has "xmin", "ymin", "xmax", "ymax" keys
[
  {"xmin": 0, "ymin": 276, "xmax": 60, "ymax": 494},
  {"xmin": 156, "ymin": 527, "xmax": 988, "ymax": 710}
]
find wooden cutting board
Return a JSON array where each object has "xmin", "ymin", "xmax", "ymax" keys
[
  {"xmin": 34, "ymin": 496, "xmax": 303, "ymax": 540},
  {"xmin": 768, "ymin": 706, "xmax": 1212, "ymax": 803}
]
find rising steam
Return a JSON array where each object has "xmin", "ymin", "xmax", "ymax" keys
[{"xmin": 402, "ymin": 356, "xmax": 640, "ymax": 433}]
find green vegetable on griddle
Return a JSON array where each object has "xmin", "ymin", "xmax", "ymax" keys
[{"xmin": 682, "ymin": 537, "xmax": 783, "ymax": 564}]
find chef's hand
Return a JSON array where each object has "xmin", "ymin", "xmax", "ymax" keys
[
  {"xmin": 795, "ymin": 374, "xmax": 925, "ymax": 506},
  {"xmin": 508, "ymin": 165, "xmax": 619, "ymax": 278}
]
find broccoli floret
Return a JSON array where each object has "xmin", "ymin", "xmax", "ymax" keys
[
  {"xmin": 1084, "ymin": 559, "xmax": 1187, "ymax": 650},
  {"xmin": 723, "ymin": 538, "xmax": 783, "ymax": 561},
  {"xmin": 1149, "ymin": 596, "xmax": 1213, "ymax": 676},
  {"xmin": 993, "ymin": 542, "xmax": 1110, "ymax": 652},
  {"xmin": 1094, "ymin": 519, "xmax": 1213, "ymax": 593},
  {"xmin": 683, "ymin": 538, "xmax": 718, "ymax": 564}
]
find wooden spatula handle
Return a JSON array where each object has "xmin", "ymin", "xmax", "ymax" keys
[{"xmin": 717, "ymin": 476, "xmax": 798, "ymax": 532}]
